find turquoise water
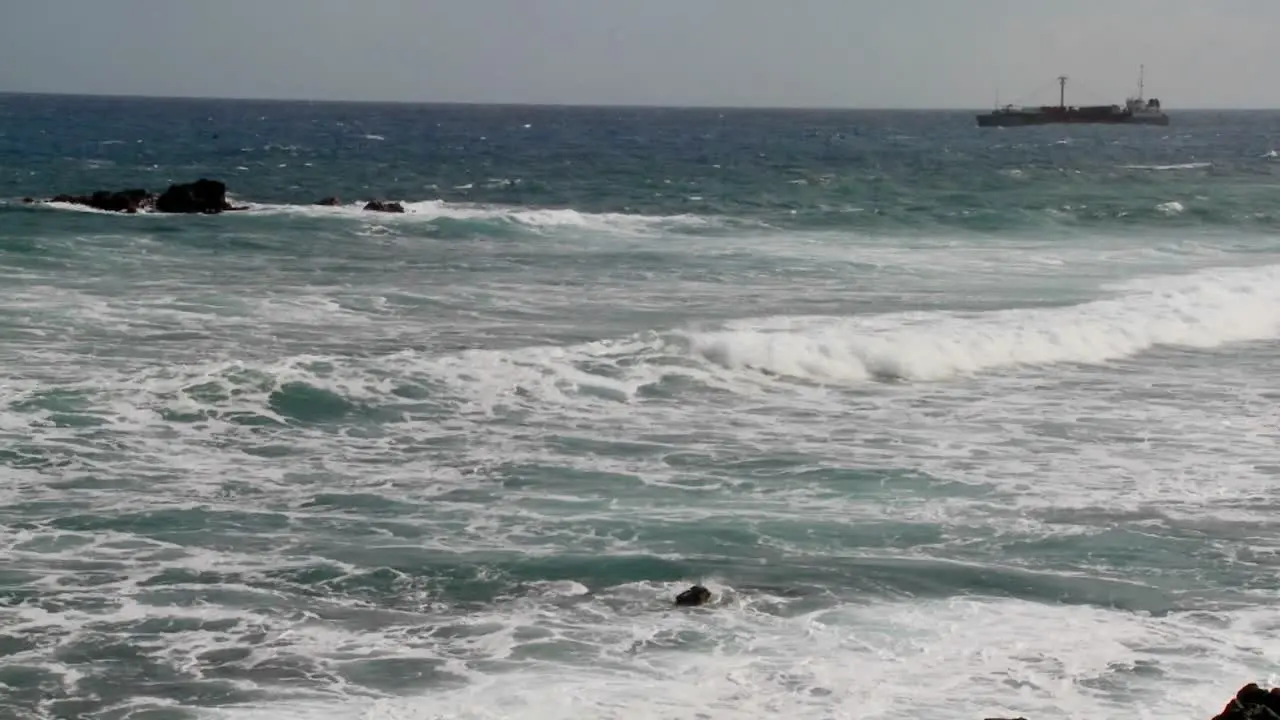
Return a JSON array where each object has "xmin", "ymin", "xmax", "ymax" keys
[{"xmin": 1, "ymin": 94, "xmax": 1279, "ymax": 719}]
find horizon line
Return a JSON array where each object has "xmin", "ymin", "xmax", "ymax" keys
[{"xmin": 2, "ymin": 89, "xmax": 1278, "ymax": 112}]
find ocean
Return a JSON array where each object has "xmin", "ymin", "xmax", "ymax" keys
[{"xmin": 1, "ymin": 93, "xmax": 1278, "ymax": 720}]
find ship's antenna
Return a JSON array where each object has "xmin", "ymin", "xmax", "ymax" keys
[
  {"xmin": 1138, "ymin": 64, "xmax": 1145, "ymax": 100},
  {"xmin": 1058, "ymin": 75, "xmax": 1068, "ymax": 108}
]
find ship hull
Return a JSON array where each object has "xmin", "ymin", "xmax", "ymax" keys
[{"xmin": 976, "ymin": 112, "xmax": 1169, "ymax": 127}]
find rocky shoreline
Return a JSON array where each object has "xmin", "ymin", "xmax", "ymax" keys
[
  {"xmin": 1208, "ymin": 684, "xmax": 1280, "ymax": 720},
  {"xmin": 21, "ymin": 179, "xmax": 408, "ymax": 215}
]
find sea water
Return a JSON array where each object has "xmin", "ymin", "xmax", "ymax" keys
[{"xmin": 1, "ymin": 95, "xmax": 1278, "ymax": 719}]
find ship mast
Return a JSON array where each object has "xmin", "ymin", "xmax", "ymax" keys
[
  {"xmin": 1058, "ymin": 75, "xmax": 1067, "ymax": 109},
  {"xmin": 1138, "ymin": 64, "xmax": 1145, "ymax": 101}
]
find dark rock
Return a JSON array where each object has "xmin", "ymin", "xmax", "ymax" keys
[
  {"xmin": 155, "ymin": 179, "xmax": 232, "ymax": 214},
  {"xmin": 44, "ymin": 180, "xmax": 243, "ymax": 214},
  {"xmin": 21, "ymin": 197, "xmax": 34, "ymax": 204},
  {"xmin": 1212, "ymin": 683, "xmax": 1280, "ymax": 720},
  {"xmin": 315, "ymin": 196, "xmax": 341, "ymax": 206},
  {"xmin": 363, "ymin": 200, "xmax": 405, "ymax": 213},
  {"xmin": 47, "ymin": 188, "xmax": 154, "ymax": 213},
  {"xmin": 674, "ymin": 585, "xmax": 711, "ymax": 607},
  {"xmin": 92, "ymin": 188, "xmax": 152, "ymax": 213}
]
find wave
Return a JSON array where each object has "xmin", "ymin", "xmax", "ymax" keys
[
  {"xmin": 23, "ymin": 263, "xmax": 1274, "ymax": 460},
  {"xmin": 10, "ymin": 187, "xmax": 1280, "ymax": 239},
  {"xmin": 39, "ymin": 201, "xmax": 130, "ymax": 215},
  {"xmin": 694, "ymin": 263, "xmax": 1280, "ymax": 382},
  {"xmin": 191, "ymin": 589, "xmax": 1268, "ymax": 720},
  {"xmin": 238, "ymin": 199, "xmax": 726, "ymax": 236},
  {"xmin": 1120, "ymin": 162, "xmax": 1213, "ymax": 171},
  {"xmin": 7, "ymin": 557, "xmax": 1265, "ymax": 720},
  {"xmin": 422, "ymin": 263, "xmax": 1280, "ymax": 405},
  {"xmin": 685, "ymin": 267, "xmax": 1277, "ymax": 383},
  {"xmin": 6, "ymin": 195, "xmax": 734, "ymax": 237}
]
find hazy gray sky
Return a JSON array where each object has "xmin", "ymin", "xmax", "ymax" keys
[{"xmin": 2, "ymin": 0, "xmax": 1275, "ymax": 108}]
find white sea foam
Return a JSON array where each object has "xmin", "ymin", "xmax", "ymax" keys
[
  {"xmin": 23, "ymin": 195, "xmax": 722, "ymax": 236},
  {"xmin": 196, "ymin": 594, "xmax": 1276, "ymax": 720},
  {"xmin": 5, "ymin": 220, "xmax": 1280, "ymax": 719},
  {"xmin": 1122, "ymin": 162, "xmax": 1213, "ymax": 171},
  {"xmin": 399, "ymin": 260, "xmax": 1280, "ymax": 528},
  {"xmin": 693, "ymin": 262, "xmax": 1279, "ymax": 382},
  {"xmin": 419, "ymin": 263, "xmax": 1280, "ymax": 402},
  {"xmin": 239, "ymin": 199, "xmax": 718, "ymax": 235},
  {"xmin": 41, "ymin": 200, "xmax": 125, "ymax": 214}
]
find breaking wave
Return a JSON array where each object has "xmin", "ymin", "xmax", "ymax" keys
[
  {"xmin": 423, "ymin": 262, "xmax": 1280, "ymax": 405},
  {"xmin": 239, "ymin": 199, "xmax": 725, "ymax": 236}
]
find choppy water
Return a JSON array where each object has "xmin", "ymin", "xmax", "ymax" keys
[{"xmin": 1, "ymin": 93, "xmax": 1279, "ymax": 720}]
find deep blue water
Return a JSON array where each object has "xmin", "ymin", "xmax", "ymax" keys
[{"xmin": 1, "ymin": 93, "xmax": 1279, "ymax": 720}]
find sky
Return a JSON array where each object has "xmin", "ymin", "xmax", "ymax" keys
[{"xmin": 1, "ymin": 0, "xmax": 1277, "ymax": 109}]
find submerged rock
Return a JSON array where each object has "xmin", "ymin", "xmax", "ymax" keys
[
  {"xmin": 674, "ymin": 585, "xmax": 711, "ymax": 607},
  {"xmin": 315, "ymin": 196, "xmax": 341, "ymax": 206},
  {"xmin": 1211, "ymin": 683, "xmax": 1280, "ymax": 720},
  {"xmin": 363, "ymin": 200, "xmax": 405, "ymax": 213}
]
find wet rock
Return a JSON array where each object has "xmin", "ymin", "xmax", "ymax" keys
[
  {"xmin": 42, "ymin": 179, "xmax": 244, "ymax": 214},
  {"xmin": 674, "ymin": 585, "xmax": 711, "ymax": 607},
  {"xmin": 48, "ymin": 188, "xmax": 153, "ymax": 213},
  {"xmin": 315, "ymin": 196, "xmax": 341, "ymax": 206},
  {"xmin": 21, "ymin": 197, "xmax": 34, "ymax": 204},
  {"xmin": 95, "ymin": 188, "xmax": 152, "ymax": 212},
  {"xmin": 363, "ymin": 200, "xmax": 405, "ymax": 213},
  {"xmin": 155, "ymin": 179, "xmax": 233, "ymax": 214},
  {"xmin": 1211, "ymin": 683, "xmax": 1280, "ymax": 720}
]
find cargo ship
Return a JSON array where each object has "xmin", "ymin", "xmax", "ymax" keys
[{"xmin": 976, "ymin": 68, "xmax": 1168, "ymax": 127}]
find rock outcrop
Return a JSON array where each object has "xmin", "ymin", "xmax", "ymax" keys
[
  {"xmin": 33, "ymin": 184, "xmax": 413, "ymax": 215},
  {"xmin": 363, "ymin": 200, "xmax": 405, "ymax": 213},
  {"xmin": 50, "ymin": 188, "xmax": 153, "ymax": 213},
  {"xmin": 674, "ymin": 585, "xmax": 711, "ymax": 607},
  {"xmin": 1212, "ymin": 684, "xmax": 1280, "ymax": 720},
  {"xmin": 40, "ymin": 179, "xmax": 244, "ymax": 214},
  {"xmin": 155, "ymin": 179, "xmax": 234, "ymax": 214}
]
